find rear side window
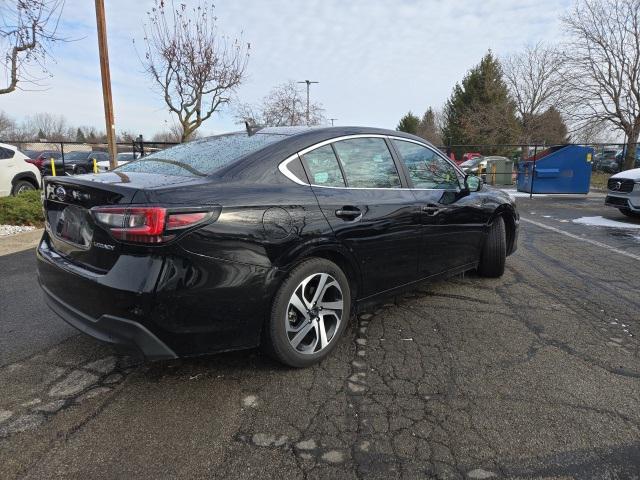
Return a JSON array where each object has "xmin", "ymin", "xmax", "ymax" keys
[
  {"xmin": 333, "ymin": 138, "xmax": 401, "ymax": 188},
  {"xmin": 302, "ymin": 145, "xmax": 345, "ymax": 187},
  {"xmin": 393, "ymin": 140, "xmax": 460, "ymax": 189},
  {"xmin": 118, "ymin": 133, "xmax": 285, "ymax": 177},
  {"xmin": 0, "ymin": 147, "xmax": 14, "ymax": 160}
]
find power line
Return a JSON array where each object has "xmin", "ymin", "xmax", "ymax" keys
[{"xmin": 297, "ymin": 80, "xmax": 319, "ymax": 126}]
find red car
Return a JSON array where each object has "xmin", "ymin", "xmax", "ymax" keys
[
  {"xmin": 25, "ymin": 151, "xmax": 63, "ymax": 171},
  {"xmin": 462, "ymin": 152, "xmax": 481, "ymax": 162}
]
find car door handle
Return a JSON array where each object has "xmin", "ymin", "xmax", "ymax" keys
[
  {"xmin": 335, "ymin": 206, "xmax": 362, "ymax": 220},
  {"xmin": 421, "ymin": 205, "xmax": 441, "ymax": 216}
]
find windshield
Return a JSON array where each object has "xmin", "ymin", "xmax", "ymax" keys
[{"xmin": 118, "ymin": 132, "xmax": 286, "ymax": 177}]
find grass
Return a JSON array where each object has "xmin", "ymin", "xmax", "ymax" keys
[
  {"xmin": 0, "ymin": 190, "xmax": 44, "ymax": 227},
  {"xmin": 590, "ymin": 171, "xmax": 611, "ymax": 190}
]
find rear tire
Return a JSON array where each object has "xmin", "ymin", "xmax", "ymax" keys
[
  {"xmin": 477, "ymin": 216, "xmax": 506, "ymax": 278},
  {"xmin": 11, "ymin": 180, "xmax": 35, "ymax": 195},
  {"xmin": 263, "ymin": 257, "xmax": 351, "ymax": 368},
  {"xmin": 619, "ymin": 208, "xmax": 640, "ymax": 219}
]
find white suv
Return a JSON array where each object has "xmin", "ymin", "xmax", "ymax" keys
[
  {"xmin": 605, "ymin": 168, "xmax": 640, "ymax": 218},
  {"xmin": 0, "ymin": 143, "xmax": 42, "ymax": 196}
]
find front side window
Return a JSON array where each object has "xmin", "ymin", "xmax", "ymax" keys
[
  {"xmin": 393, "ymin": 140, "xmax": 460, "ymax": 189},
  {"xmin": 333, "ymin": 138, "xmax": 401, "ymax": 188},
  {"xmin": 302, "ymin": 145, "xmax": 345, "ymax": 187}
]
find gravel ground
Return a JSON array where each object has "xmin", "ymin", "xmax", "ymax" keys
[{"xmin": 0, "ymin": 225, "xmax": 37, "ymax": 236}]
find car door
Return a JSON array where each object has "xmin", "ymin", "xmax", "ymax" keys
[
  {"xmin": 301, "ymin": 136, "xmax": 422, "ymax": 298},
  {"xmin": 391, "ymin": 138, "xmax": 487, "ymax": 277},
  {"xmin": 0, "ymin": 147, "xmax": 16, "ymax": 196}
]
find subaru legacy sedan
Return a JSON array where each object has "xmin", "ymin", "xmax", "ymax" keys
[{"xmin": 37, "ymin": 126, "xmax": 519, "ymax": 367}]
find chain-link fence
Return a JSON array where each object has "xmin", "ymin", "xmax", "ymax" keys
[
  {"xmin": 434, "ymin": 143, "xmax": 638, "ymax": 188},
  {"xmin": 3, "ymin": 137, "xmax": 637, "ymax": 189},
  {"xmin": 2, "ymin": 138, "xmax": 177, "ymax": 176}
]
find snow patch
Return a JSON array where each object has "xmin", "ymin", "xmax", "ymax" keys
[{"xmin": 572, "ymin": 216, "xmax": 640, "ymax": 229}]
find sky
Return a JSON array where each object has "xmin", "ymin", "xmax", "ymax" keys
[{"xmin": 0, "ymin": 0, "xmax": 572, "ymax": 138}]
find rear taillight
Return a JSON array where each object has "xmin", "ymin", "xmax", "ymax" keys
[{"xmin": 92, "ymin": 206, "xmax": 216, "ymax": 244}]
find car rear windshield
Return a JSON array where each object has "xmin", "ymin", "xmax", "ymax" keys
[{"xmin": 117, "ymin": 133, "xmax": 285, "ymax": 177}]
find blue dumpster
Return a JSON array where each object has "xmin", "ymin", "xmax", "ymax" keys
[{"xmin": 517, "ymin": 145, "xmax": 594, "ymax": 194}]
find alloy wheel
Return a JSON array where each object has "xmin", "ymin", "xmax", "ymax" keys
[
  {"xmin": 285, "ymin": 272, "xmax": 343, "ymax": 354},
  {"xmin": 17, "ymin": 184, "xmax": 34, "ymax": 194}
]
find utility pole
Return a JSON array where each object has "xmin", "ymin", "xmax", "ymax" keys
[
  {"xmin": 297, "ymin": 80, "xmax": 319, "ymax": 126},
  {"xmin": 329, "ymin": 118, "xmax": 338, "ymax": 126},
  {"xmin": 95, "ymin": 0, "xmax": 117, "ymax": 170}
]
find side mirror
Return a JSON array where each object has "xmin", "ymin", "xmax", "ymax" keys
[{"xmin": 465, "ymin": 174, "xmax": 482, "ymax": 192}]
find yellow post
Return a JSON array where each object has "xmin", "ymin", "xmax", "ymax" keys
[
  {"xmin": 93, "ymin": 158, "xmax": 98, "ymax": 173},
  {"xmin": 50, "ymin": 158, "xmax": 56, "ymax": 176}
]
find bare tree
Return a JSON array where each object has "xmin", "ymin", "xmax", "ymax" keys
[
  {"xmin": 23, "ymin": 112, "xmax": 69, "ymax": 140},
  {"xmin": 152, "ymin": 122, "xmax": 199, "ymax": 143},
  {"xmin": 151, "ymin": 130, "xmax": 180, "ymax": 143},
  {"xmin": 139, "ymin": 1, "xmax": 249, "ymax": 142},
  {"xmin": 236, "ymin": 81, "xmax": 325, "ymax": 127},
  {"xmin": 0, "ymin": 110, "xmax": 16, "ymax": 137},
  {"xmin": 571, "ymin": 118, "xmax": 617, "ymax": 144},
  {"xmin": 0, "ymin": 0, "xmax": 65, "ymax": 95},
  {"xmin": 502, "ymin": 43, "xmax": 565, "ymax": 142},
  {"xmin": 560, "ymin": 0, "xmax": 640, "ymax": 169}
]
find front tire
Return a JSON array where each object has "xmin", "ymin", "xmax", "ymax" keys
[
  {"xmin": 75, "ymin": 166, "xmax": 87, "ymax": 175},
  {"xmin": 478, "ymin": 216, "xmax": 506, "ymax": 278},
  {"xmin": 11, "ymin": 180, "xmax": 36, "ymax": 195},
  {"xmin": 264, "ymin": 258, "xmax": 351, "ymax": 368}
]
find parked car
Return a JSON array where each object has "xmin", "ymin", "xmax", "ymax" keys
[
  {"xmin": 25, "ymin": 150, "xmax": 63, "ymax": 171},
  {"xmin": 615, "ymin": 149, "xmax": 640, "ymax": 170},
  {"xmin": 460, "ymin": 156, "xmax": 486, "ymax": 174},
  {"xmin": 592, "ymin": 150, "xmax": 620, "ymax": 173},
  {"xmin": 96, "ymin": 152, "xmax": 140, "ymax": 172},
  {"xmin": 56, "ymin": 150, "xmax": 110, "ymax": 175},
  {"xmin": 37, "ymin": 126, "xmax": 519, "ymax": 367},
  {"xmin": 0, "ymin": 142, "xmax": 41, "ymax": 196},
  {"xmin": 462, "ymin": 152, "xmax": 481, "ymax": 163},
  {"xmin": 605, "ymin": 167, "xmax": 640, "ymax": 218}
]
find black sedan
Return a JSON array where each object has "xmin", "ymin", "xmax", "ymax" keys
[
  {"xmin": 37, "ymin": 126, "xmax": 519, "ymax": 367},
  {"xmin": 59, "ymin": 150, "xmax": 110, "ymax": 175}
]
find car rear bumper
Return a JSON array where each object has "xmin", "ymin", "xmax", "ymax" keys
[
  {"xmin": 37, "ymin": 231, "xmax": 279, "ymax": 359},
  {"xmin": 40, "ymin": 281, "xmax": 177, "ymax": 360}
]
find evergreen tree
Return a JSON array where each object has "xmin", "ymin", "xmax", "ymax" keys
[
  {"xmin": 396, "ymin": 111, "xmax": 420, "ymax": 134},
  {"xmin": 417, "ymin": 107, "xmax": 441, "ymax": 144},
  {"xmin": 442, "ymin": 52, "xmax": 520, "ymax": 153},
  {"xmin": 37, "ymin": 128, "xmax": 46, "ymax": 140},
  {"xmin": 75, "ymin": 128, "xmax": 86, "ymax": 143},
  {"xmin": 526, "ymin": 107, "xmax": 569, "ymax": 145}
]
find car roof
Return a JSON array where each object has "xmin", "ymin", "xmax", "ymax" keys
[
  {"xmin": 204, "ymin": 125, "xmax": 430, "ymax": 143},
  {"xmin": 0, "ymin": 142, "xmax": 17, "ymax": 151}
]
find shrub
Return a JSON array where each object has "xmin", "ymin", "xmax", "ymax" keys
[{"xmin": 0, "ymin": 190, "xmax": 44, "ymax": 227}]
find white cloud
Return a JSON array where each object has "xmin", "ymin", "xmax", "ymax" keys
[{"xmin": 0, "ymin": 0, "xmax": 571, "ymax": 138}]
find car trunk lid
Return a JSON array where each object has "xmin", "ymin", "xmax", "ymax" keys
[{"xmin": 43, "ymin": 172, "xmax": 207, "ymax": 272}]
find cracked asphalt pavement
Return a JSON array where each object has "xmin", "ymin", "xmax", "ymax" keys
[{"xmin": 2, "ymin": 192, "xmax": 640, "ymax": 479}]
